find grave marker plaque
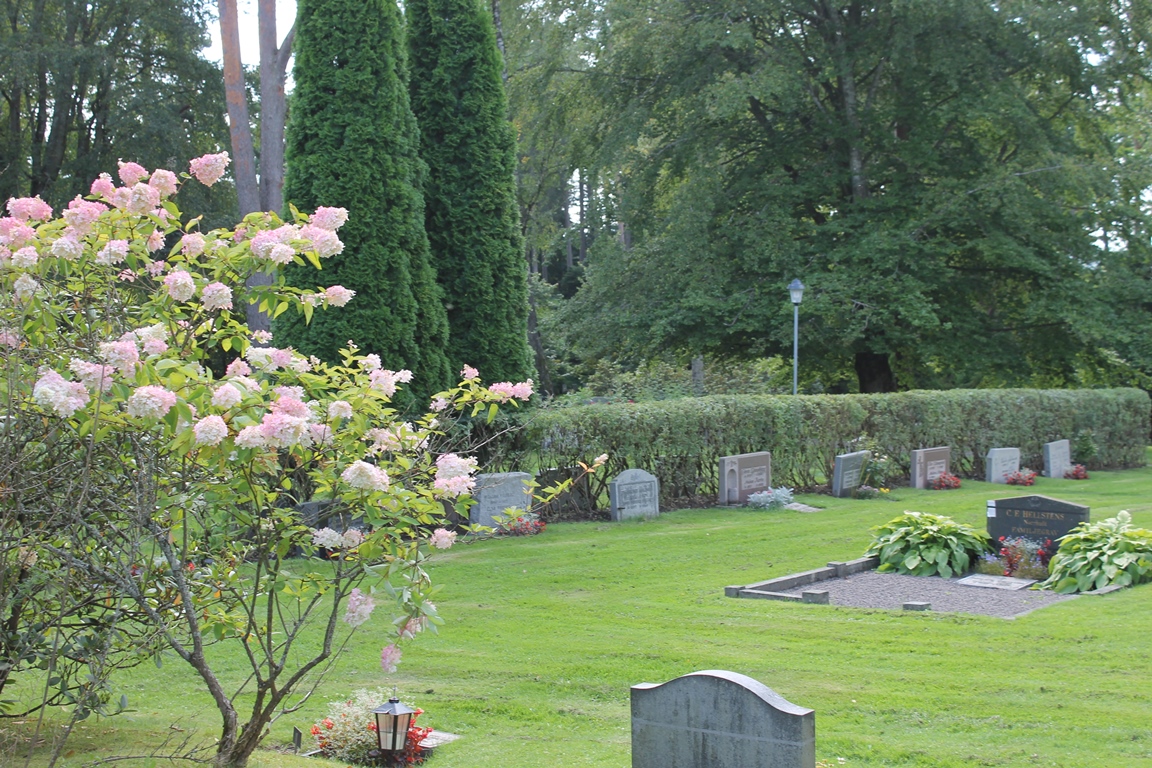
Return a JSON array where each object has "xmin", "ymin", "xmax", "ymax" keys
[
  {"xmin": 911, "ymin": 446, "xmax": 951, "ymax": 489},
  {"xmin": 985, "ymin": 448, "xmax": 1021, "ymax": 484},
  {"xmin": 472, "ymin": 472, "xmax": 533, "ymax": 528},
  {"xmin": 1043, "ymin": 439, "xmax": 1072, "ymax": 479},
  {"xmin": 832, "ymin": 450, "xmax": 870, "ymax": 498},
  {"xmin": 718, "ymin": 451, "xmax": 772, "ymax": 506},
  {"xmin": 986, "ymin": 495, "xmax": 1089, "ymax": 547},
  {"xmin": 610, "ymin": 469, "xmax": 660, "ymax": 521}
]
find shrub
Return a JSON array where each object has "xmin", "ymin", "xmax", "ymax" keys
[
  {"xmin": 1039, "ymin": 512, "xmax": 1152, "ymax": 593},
  {"xmin": 932, "ymin": 472, "xmax": 962, "ymax": 490},
  {"xmin": 747, "ymin": 487, "xmax": 794, "ymax": 509},
  {"xmin": 311, "ymin": 688, "xmax": 431, "ymax": 765},
  {"xmin": 866, "ymin": 511, "xmax": 990, "ymax": 578},
  {"xmin": 1005, "ymin": 469, "xmax": 1038, "ymax": 486}
]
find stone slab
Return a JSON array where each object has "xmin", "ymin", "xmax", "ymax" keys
[
  {"xmin": 472, "ymin": 472, "xmax": 532, "ymax": 528},
  {"xmin": 903, "ymin": 602, "xmax": 931, "ymax": 611},
  {"xmin": 784, "ymin": 502, "xmax": 821, "ymax": 513},
  {"xmin": 985, "ymin": 447, "xmax": 1021, "ymax": 484},
  {"xmin": 956, "ymin": 574, "xmax": 1037, "ymax": 590},
  {"xmin": 911, "ymin": 446, "xmax": 951, "ymax": 489},
  {"xmin": 986, "ymin": 494, "xmax": 1089, "ymax": 548},
  {"xmin": 718, "ymin": 452, "xmax": 772, "ymax": 506},
  {"xmin": 631, "ymin": 670, "xmax": 815, "ymax": 768},
  {"xmin": 801, "ymin": 590, "xmax": 829, "ymax": 604},
  {"xmin": 610, "ymin": 468, "xmax": 660, "ymax": 521},
  {"xmin": 831, "ymin": 450, "xmax": 870, "ymax": 498},
  {"xmin": 1043, "ymin": 439, "xmax": 1072, "ymax": 479}
]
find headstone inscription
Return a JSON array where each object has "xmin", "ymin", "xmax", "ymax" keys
[
  {"xmin": 985, "ymin": 447, "xmax": 1020, "ymax": 484},
  {"xmin": 631, "ymin": 670, "xmax": 815, "ymax": 768},
  {"xmin": 717, "ymin": 451, "xmax": 772, "ymax": 506},
  {"xmin": 911, "ymin": 446, "xmax": 951, "ymax": 489},
  {"xmin": 610, "ymin": 468, "xmax": 660, "ymax": 521},
  {"xmin": 1043, "ymin": 439, "xmax": 1072, "ymax": 479},
  {"xmin": 831, "ymin": 450, "xmax": 870, "ymax": 498},
  {"xmin": 986, "ymin": 495, "xmax": 1089, "ymax": 547},
  {"xmin": 472, "ymin": 472, "xmax": 533, "ymax": 528}
]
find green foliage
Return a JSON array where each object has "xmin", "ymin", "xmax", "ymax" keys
[
  {"xmin": 867, "ymin": 511, "xmax": 990, "ymax": 578},
  {"xmin": 279, "ymin": 0, "xmax": 451, "ymax": 403},
  {"xmin": 408, "ymin": 0, "xmax": 531, "ymax": 384},
  {"xmin": 497, "ymin": 388, "xmax": 1148, "ymax": 500},
  {"xmin": 1040, "ymin": 511, "xmax": 1152, "ymax": 594}
]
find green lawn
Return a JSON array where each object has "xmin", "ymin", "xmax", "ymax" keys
[{"xmin": 5, "ymin": 462, "xmax": 1152, "ymax": 767}]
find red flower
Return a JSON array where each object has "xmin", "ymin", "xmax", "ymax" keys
[{"xmin": 310, "ymin": 725, "xmax": 321, "ymax": 736}]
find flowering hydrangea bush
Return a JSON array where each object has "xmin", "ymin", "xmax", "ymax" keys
[{"xmin": 0, "ymin": 156, "xmax": 535, "ymax": 766}]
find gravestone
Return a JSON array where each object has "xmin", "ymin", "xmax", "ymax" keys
[
  {"xmin": 986, "ymin": 495, "xmax": 1089, "ymax": 548},
  {"xmin": 718, "ymin": 451, "xmax": 772, "ymax": 506},
  {"xmin": 910, "ymin": 446, "xmax": 951, "ymax": 489},
  {"xmin": 610, "ymin": 468, "xmax": 660, "ymax": 521},
  {"xmin": 1043, "ymin": 439, "xmax": 1072, "ymax": 479},
  {"xmin": 535, "ymin": 466, "xmax": 593, "ymax": 520},
  {"xmin": 631, "ymin": 670, "xmax": 815, "ymax": 768},
  {"xmin": 831, "ymin": 450, "xmax": 870, "ymax": 498},
  {"xmin": 472, "ymin": 472, "xmax": 533, "ymax": 528},
  {"xmin": 956, "ymin": 574, "xmax": 1036, "ymax": 591},
  {"xmin": 985, "ymin": 448, "xmax": 1020, "ymax": 484}
]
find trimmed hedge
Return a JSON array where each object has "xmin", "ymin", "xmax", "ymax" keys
[{"xmin": 489, "ymin": 389, "xmax": 1149, "ymax": 504}]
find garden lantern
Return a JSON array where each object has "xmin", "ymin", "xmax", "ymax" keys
[
  {"xmin": 788, "ymin": 279, "xmax": 805, "ymax": 395},
  {"xmin": 373, "ymin": 695, "xmax": 416, "ymax": 755}
]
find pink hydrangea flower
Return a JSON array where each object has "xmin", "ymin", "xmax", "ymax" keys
[
  {"xmin": 328, "ymin": 400, "xmax": 353, "ymax": 419},
  {"xmin": 13, "ymin": 273, "xmax": 38, "ymax": 302},
  {"xmin": 99, "ymin": 338, "xmax": 139, "ymax": 376},
  {"xmin": 0, "ymin": 328, "xmax": 20, "ymax": 349},
  {"xmin": 189, "ymin": 152, "xmax": 230, "ymax": 186},
  {"xmin": 379, "ymin": 644, "xmax": 402, "ymax": 674},
  {"xmin": 324, "ymin": 285, "xmax": 355, "ymax": 306},
  {"xmin": 11, "ymin": 247, "xmax": 37, "ymax": 268},
  {"xmin": 211, "ymin": 382, "xmax": 243, "ymax": 408},
  {"xmin": 251, "ymin": 330, "xmax": 273, "ymax": 343},
  {"xmin": 258, "ymin": 412, "xmax": 311, "ymax": 448},
  {"xmin": 146, "ymin": 230, "xmax": 165, "ymax": 252},
  {"xmin": 310, "ymin": 206, "xmax": 348, "ymax": 231},
  {"xmin": 248, "ymin": 224, "xmax": 297, "ymax": 259},
  {"xmin": 235, "ymin": 425, "xmax": 266, "ymax": 448},
  {"xmin": 368, "ymin": 369, "xmax": 413, "ymax": 398},
  {"xmin": 51, "ymin": 236, "xmax": 82, "ymax": 261},
  {"xmin": 311, "ymin": 527, "xmax": 344, "ymax": 548},
  {"xmin": 310, "ymin": 423, "xmax": 333, "ymax": 445},
  {"xmin": 200, "ymin": 282, "xmax": 233, "ymax": 311},
  {"xmin": 429, "ymin": 397, "xmax": 450, "ymax": 412},
  {"xmin": 69, "ymin": 359, "xmax": 115, "ymax": 393},
  {"xmin": 225, "ymin": 358, "xmax": 252, "ymax": 377},
  {"xmin": 90, "ymin": 173, "xmax": 116, "ymax": 200},
  {"xmin": 488, "ymin": 379, "xmax": 534, "ymax": 403},
  {"xmin": 63, "ymin": 197, "xmax": 106, "ymax": 234},
  {"xmin": 181, "ymin": 233, "xmax": 206, "ymax": 257},
  {"xmin": 429, "ymin": 528, "xmax": 457, "ymax": 550},
  {"xmin": 96, "ymin": 239, "xmax": 129, "ymax": 265},
  {"xmin": 7, "ymin": 196, "xmax": 53, "ymax": 221},
  {"xmin": 127, "ymin": 183, "xmax": 160, "ymax": 214},
  {"xmin": 268, "ymin": 243, "xmax": 295, "ymax": 265},
  {"xmin": 193, "ymin": 415, "xmax": 229, "ymax": 446},
  {"xmin": 118, "ymin": 160, "xmax": 148, "ymax": 186},
  {"xmin": 126, "ymin": 385, "xmax": 177, "ymax": 419},
  {"xmin": 341, "ymin": 460, "xmax": 390, "ymax": 491},
  {"xmin": 33, "ymin": 370, "xmax": 89, "ymax": 417},
  {"xmin": 298, "ymin": 224, "xmax": 343, "ymax": 257},
  {"xmin": 148, "ymin": 169, "xmax": 179, "ymax": 196},
  {"xmin": 399, "ymin": 614, "xmax": 427, "ymax": 639},
  {"xmin": 434, "ymin": 453, "xmax": 478, "ymax": 497},
  {"xmin": 360, "ymin": 354, "xmax": 382, "ymax": 371},
  {"xmin": 461, "ymin": 365, "xmax": 479, "ymax": 379},
  {"xmin": 3, "ymin": 222, "xmax": 37, "ymax": 248},
  {"xmin": 343, "ymin": 588, "xmax": 375, "ymax": 628}
]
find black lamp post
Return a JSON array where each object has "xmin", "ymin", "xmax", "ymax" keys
[
  {"xmin": 788, "ymin": 279, "xmax": 805, "ymax": 395},
  {"xmin": 371, "ymin": 695, "xmax": 415, "ymax": 766}
]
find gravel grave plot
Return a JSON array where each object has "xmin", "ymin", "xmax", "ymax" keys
[{"xmin": 785, "ymin": 570, "xmax": 1078, "ymax": 618}]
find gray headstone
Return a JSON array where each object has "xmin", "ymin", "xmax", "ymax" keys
[
  {"xmin": 986, "ymin": 494, "xmax": 1089, "ymax": 549},
  {"xmin": 956, "ymin": 574, "xmax": 1036, "ymax": 591},
  {"xmin": 985, "ymin": 448, "xmax": 1020, "ymax": 484},
  {"xmin": 610, "ymin": 469, "xmax": 660, "ymax": 521},
  {"xmin": 831, "ymin": 450, "xmax": 870, "ymax": 498},
  {"xmin": 910, "ymin": 446, "xmax": 951, "ymax": 489},
  {"xmin": 1043, "ymin": 439, "xmax": 1072, "ymax": 479},
  {"xmin": 472, "ymin": 472, "xmax": 533, "ymax": 528},
  {"xmin": 718, "ymin": 452, "xmax": 772, "ymax": 506},
  {"xmin": 631, "ymin": 670, "xmax": 815, "ymax": 768}
]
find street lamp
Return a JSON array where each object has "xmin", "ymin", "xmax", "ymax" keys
[
  {"xmin": 371, "ymin": 695, "xmax": 416, "ymax": 766},
  {"xmin": 788, "ymin": 279, "xmax": 805, "ymax": 395}
]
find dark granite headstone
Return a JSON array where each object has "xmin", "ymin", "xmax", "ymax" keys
[
  {"xmin": 610, "ymin": 468, "xmax": 660, "ymax": 521},
  {"xmin": 535, "ymin": 466, "xmax": 593, "ymax": 520},
  {"xmin": 832, "ymin": 450, "xmax": 870, "ymax": 498},
  {"xmin": 472, "ymin": 472, "xmax": 533, "ymax": 527},
  {"xmin": 987, "ymin": 495, "xmax": 1089, "ymax": 547},
  {"xmin": 911, "ymin": 446, "xmax": 951, "ymax": 489},
  {"xmin": 1043, "ymin": 439, "xmax": 1072, "ymax": 479},
  {"xmin": 718, "ymin": 451, "xmax": 772, "ymax": 506},
  {"xmin": 985, "ymin": 448, "xmax": 1021, "ymax": 484}
]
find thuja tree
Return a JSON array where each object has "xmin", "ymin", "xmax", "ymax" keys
[
  {"xmin": 0, "ymin": 157, "xmax": 533, "ymax": 767},
  {"xmin": 278, "ymin": 0, "xmax": 452, "ymax": 404},
  {"xmin": 408, "ymin": 0, "xmax": 532, "ymax": 383}
]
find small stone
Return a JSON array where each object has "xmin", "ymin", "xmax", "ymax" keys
[{"xmin": 903, "ymin": 601, "xmax": 931, "ymax": 611}]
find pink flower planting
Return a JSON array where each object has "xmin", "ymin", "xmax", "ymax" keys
[
  {"xmin": 248, "ymin": 224, "xmax": 298, "ymax": 260},
  {"xmin": 51, "ymin": 236, "xmax": 82, "ymax": 261},
  {"xmin": 189, "ymin": 151, "xmax": 230, "ymax": 186},
  {"xmin": 7, "ymin": 196, "xmax": 52, "ymax": 221},
  {"xmin": 90, "ymin": 173, "xmax": 116, "ymax": 200},
  {"xmin": 33, "ymin": 370, "xmax": 89, "ymax": 417},
  {"xmin": 193, "ymin": 415, "xmax": 229, "ymax": 446},
  {"xmin": 367, "ymin": 368, "xmax": 413, "ymax": 398},
  {"xmin": 2, "ymin": 222, "xmax": 36, "ymax": 248},
  {"xmin": 117, "ymin": 160, "xmax": 148, "ymax": 186},
  {"xmin": 11, "ymin": 247, "xmax": 37, "ymax": 268},
  {"xmin": 328, "ymin": 400, "xmax": 353, "ymax": 419},
  {"xmin": 225, "ymin": 358, "xmax": 252, "ymax": 377},
  {"xmin": 487, "ymin": 379, "xmax": 534, "ymax": 403},
  {"xmin": 343, "ymin": 588, "xmax": 375, "ymax": 628},
  {"xmin": 251, "ymin": 330, "xmax": 273, "ymax": 343},
  {"xmin": 258, "ymin": 412, "xmax": 312, "ymax": 448},
  {"xmin": 148, "ymin": 169, "xmax": 179, "ymax": 196},
  {"xmin": 235, "ymin": 425, "xmax": 266, "ymax": 449},
  {"xmin": 200, "ymin": 282, "xmax": 233, "ymax": 311},
  {"xmin": 379, "ymin": 644, "xmax": 402, "ymax": 674},
  {"xmin": 62, "ymin": 197, "xmax": 106, "ymax": 234},
  {"xmin": 99, "ymin": 338, "xmax": 140, "ymax": 376},
  {"xmin": 341, "ymin": 461, "xmax": 390, "ymax": 492},
  {"xmin": 69, "ymin": 359, "xmax": 115, "ymax": 393},
  {"xmin": 211, "ymin": 383, "xmax": 243, "ymax": 408},
  {"xmin": 268, "ymin": 243, "xmax": 295, "ymax": 265},
  {"xmin": 245, "ymin": 345, "xmax": 300, "ymax": 373},
  {"xmin": 96, "ymin": 239, "xmax": 129, "ymax": 265},
  {"xmin": 13, "ymin": 273, "xmax": 38, "ymax": 302},
  {"xmin": 365, "ymin": 424, "xmax": 416, "ymax": 453},
  {"xmin": 181, "ymin": 233, "xmax": 206, "ymax": 257},
  {"xmin": 126, "ymin": 385, "xmax": 177, "ymax": 419},
  {"xmin": 310, "ymin": 206, "xmax": 348, "ymax": 231},
  {"xmin": 429, "ymin": 528, "xmax": 457, "ymax": 550},
  {"xmin": 434, "ymin": 453, "xmax": 478, "ymax": 497},
  {"xmin": 127, "ymin": 183, "xmax": 160, "ymax": 214},
  {"xmin": 298, "ymin": 224, "xmax": 343, "ymax": 258},
  {"xmin": 147, "ymin": 229, "xmax": 165, "ymax": 252},
  {"xmin": 324, "ymin": 285, "xmax": 355, "ymax": 307},
  {"xmin": 164, "ymin": 270, "xmax": 196, "ymax": 302},
  {"xmin": 461, "ymin": 365, "xmax": 479, "ymax": 379}
]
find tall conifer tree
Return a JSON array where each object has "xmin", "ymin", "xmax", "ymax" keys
[
  {"xmin": 407, "ymin": 0, "xmax": 531, "ymax": 383},
  {"xmin": 278, "ymin": 0, "xmax": 451, "ymax": 403}
]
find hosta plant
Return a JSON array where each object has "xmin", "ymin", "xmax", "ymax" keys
[
  {"xmin": 1039, "ymin": 511, "xmax": 1152, "ymax": 593},
  {"xmin": 866, "ymin": 511, "xmax": 990, "ymax": 578}
]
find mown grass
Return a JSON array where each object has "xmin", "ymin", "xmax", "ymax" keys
[{"xmin": 5, "ymin": 460, "xmax": 1152, "ymax": 767}]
